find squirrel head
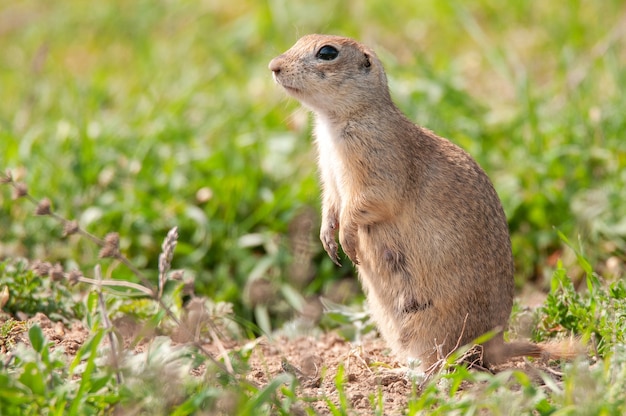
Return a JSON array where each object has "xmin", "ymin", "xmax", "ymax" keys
[{"xmin": 269, "ymin": 34, "xmax": 393, "ymax": 119}]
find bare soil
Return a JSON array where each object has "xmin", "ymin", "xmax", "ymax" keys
[{"xmin": 247, "ymin": 332, "xmax": 412, "ymax": 415}]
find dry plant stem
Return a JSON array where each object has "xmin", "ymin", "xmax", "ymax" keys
[
  {"xmin": 77, "ymin": 276, "xmax": 153, "ymax": 296},
  {"xmin": 95, "ymin": 264, "xmax": 123, "ymax": 385},
  {"xmin": 422, "ymin": 313, "xmax": 471, "ymax": 384},
  {"xmin": 345, "ymin": 345, "xmax": 373, "ymax": 375},
  {"xmin": 157, "ymin": 301, "xmax": 239, "ymax": 382},
  {"xmin": 591, "ymin": 334, "xmax": 599, "ymax": 359},
  {"xmin": 449, "ymin": 314, "xmax": 470, "ymax": 358},
  {"xmin": 542, "ymin": 365, "xmax": 564, "ymax": 378},
  {"xmin": 108, "ymin": 254, "xmax": 154, "ymax": 295},
  {"xmin": 207, "ymin": 316, "xmax": 234, "ymax": 374}
]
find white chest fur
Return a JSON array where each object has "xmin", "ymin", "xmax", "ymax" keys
[{"xmin": 314, "ymin": 116, "xmax": 349, "ymax": 198}]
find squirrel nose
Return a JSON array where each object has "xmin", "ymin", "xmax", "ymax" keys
[{"xmin": 268, "ymin": 57, "xmax": 282, "ymax": 73}]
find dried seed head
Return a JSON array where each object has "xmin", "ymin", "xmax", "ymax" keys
[
  {"xmin": 31, "ymin": 260, "xmax": 52, "ymax": 277},
  {"xmin": 63, "ymin": 220, "xmax": 80, "ymax": 236},
  {"xmin": 246, "ymin": 278, "xmax": 275, "ymax": 307},
  {"xmin": 67, "ymin": 269, "xmax": 83, "ymax": 285},
  {"xmin": 157, "ymin": 227, "xmax": 179, "ymax": 299},
  {"xmin": 35, "ymin": 198, "xmax": 52, "ymax": 215},
  {"xmin": 1, "ymin": 170, "xmax": 12, "ymax": 184},
  {"xmin": 169, "ymin": 269, "xmax": 184, "ymax": 280},
  {"xmin": 182, "ymin": 277, "xmax": 195, "ymax": 296},
  {"xmin": 12, "ymin": 182, "xmax": 28, "ymax": 199},
  {"xmin": 159, "ymin": 227, "xmax": 179, "ymax": 270},
  {"xmin": 49, "ymin": 263, "xmax": 64, "ymax": 281},
  {"xmin": 99, "ymin": 232, "xmax": 120, "ymax": 258}
]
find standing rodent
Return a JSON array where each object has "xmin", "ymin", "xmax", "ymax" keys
[{"xmin": 269, "ymin": 34, "xmax": 575, "ymax": 371}]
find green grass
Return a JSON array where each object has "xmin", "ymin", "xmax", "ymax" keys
[{"xmin": 1, "ymin": 0, "xmax": 625, "ymax": 413}]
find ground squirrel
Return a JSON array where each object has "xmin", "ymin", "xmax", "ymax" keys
[{"xmin": 269, "ymin": 34, "xmax": 576, "ymax": 371}]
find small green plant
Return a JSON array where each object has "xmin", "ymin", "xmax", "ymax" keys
[
  {"xmin": 0, "ymin": 324, "xmax": 116, "ymax": 415},
  {"xmin": 405, "ymin": 350, "xmax": 626, "ymax": 414},
  {"xmin": 324, "ymin": 364, "xmax": 352, "ymax": 416},
  {"xmin": 0, "ymin": 260, "xmax": 84, "ymax": 322},
  {"xmin": 534, "ymin": 233, "xmax": 626, "ymax": 358},
  {"xmin": 319, "ymin": 298, "xmax": 376, "ymax": 343},
  {"xmin": 0, "ymin": 319, "xmax": 27, "ymax": 353}
]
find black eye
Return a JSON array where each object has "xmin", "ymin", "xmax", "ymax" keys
[{"xmin": 316, "ymin": 45, "xmax": 339, "ymax": 61}]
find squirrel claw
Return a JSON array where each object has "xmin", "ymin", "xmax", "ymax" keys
[
  {"xmin": 345, "ymin": 251, "xmax": 359, "ymax": 266},
  {"xmin": 324, "ymin": 245, "xmax": 342, "ymax": 267}
]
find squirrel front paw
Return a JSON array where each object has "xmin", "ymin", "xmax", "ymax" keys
[
  {"xmin": 320, "ymin": 221, "xmax": 341, "ymax": 266},
  {"xmin": 339, "ymin": 224, "xmax": 359, "ymax": 265}
]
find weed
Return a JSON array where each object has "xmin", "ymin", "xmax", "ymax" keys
[
  {"xmin": 0, "ymin": 260, "xmax": 84, "ymax": 322},
  {"xmin": 534, "ymin": 233, "xmax": 626, "ymax": 358}
]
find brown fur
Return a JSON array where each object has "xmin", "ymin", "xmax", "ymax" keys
[{"xmin": 269, "ymin": 35, "xmax": 577, "ymax": 370}]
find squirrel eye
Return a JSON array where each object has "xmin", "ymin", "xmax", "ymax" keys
[{"xmin": 316, "ymin": 45, "xmax": 339, "ymax": 61}]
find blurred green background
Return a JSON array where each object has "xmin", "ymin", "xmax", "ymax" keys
[{"xmin": 1, "ymin": 0, "xmax": 624, "ymax": 329}]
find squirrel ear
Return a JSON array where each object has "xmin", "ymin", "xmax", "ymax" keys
[{"xmin": 362, "ymin": 53, "xmax": 372, "ymax": 70}]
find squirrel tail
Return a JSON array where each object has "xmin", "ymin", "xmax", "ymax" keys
[
  {"xmin": 535, "ymin": 339, "xmax": 585, "ymax": 360},
  {"xmin": 484, "ymin": 338, "xmax": 583, "ymax": 366}
]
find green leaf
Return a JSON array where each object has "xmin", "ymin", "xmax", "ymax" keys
[
  {"xmin": 240, "ymin": 373, "xmax": 293, "ymax": 415},
  {"xmin": 170, "ymin": 388, "xmax": 223, "ymax": 416},
  {"xmin": 19, "ymin": 362, "xmax": 45, "ymax": 396},
  {"xmin": 280, "ymin": 284, "xmax": 305, "ymax": 311},
  {"xmin": 88, "ymin": 374, "xmax": 112, "ymax": 394},
  {"xmin": 68, "ymin": 329, "xmax": 107, "ymax": 414},
  {"xmin": 86, "ymin": 291, "xmax": 99, "ymax": 315},
  {"xmin": 69, "ymin": 328, "xmax": 106, "ymax": 374},
  {"xmin": 28, "ymin": 325, "xmax": 45, "ymax": 354},
  {"xmin": 149, "ymin": 308, "xmax": 167, "ymax": 328},
  {"xmin": 254, "ymin": 304, "xmax": 271, "ymax": 336},
  {"xmin": 471, "ymin": 328, "xmax": 499, "ymax": 345},
  {"xmin": 334, "ymin": 364, "xmax": 350, "ymax": 415},
  {"xmin": 0, "ymin": 373, "xmax": 31, "ymax": 406}
]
